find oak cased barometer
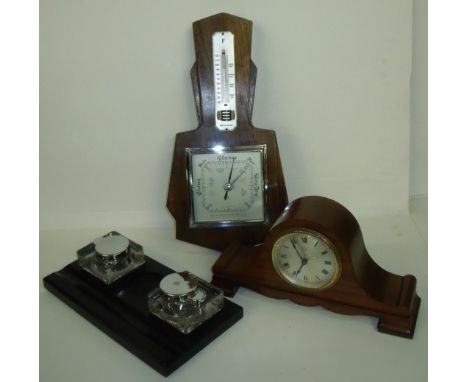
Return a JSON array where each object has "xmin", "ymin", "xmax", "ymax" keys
[{"xmin": 167, "ymin": 13, "xmax": 288, "ymax": 250}]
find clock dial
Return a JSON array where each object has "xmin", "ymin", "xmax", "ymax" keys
[
  {"xmin": 272, "ymin": 231, "xmax": 340, "ymax": 289},
  {"xmin": 188, "ymin": 146, "xmax": 265, "ymax": 224}
]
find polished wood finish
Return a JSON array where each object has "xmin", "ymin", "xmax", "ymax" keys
[
  {"xmin": 167, "ymin": 13, "xmax": 288, "ymax": 250},
  {"xmin": 212, "ymin": 196, "xmax": 421, "ymax": 338}
]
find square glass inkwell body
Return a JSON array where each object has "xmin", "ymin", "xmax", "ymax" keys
[
  {"xmin": 148, "ymin": 272, "xmax": 224, "ymax": 334},
  {"xmin": 77, "ymin": 231, "xmax": 145, "ymax": 284}
]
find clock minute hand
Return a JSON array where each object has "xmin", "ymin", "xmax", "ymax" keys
[
  {"xmin": 290, "ymin": 238, "xmax": 305, "ymax": 261},
  {"xmin": 291, "ymin": 238, "xmax": 308, "ymax": 278}
]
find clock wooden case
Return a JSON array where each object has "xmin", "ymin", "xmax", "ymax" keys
[
  {"xmin": 167, "ymin": 13, "xmax": 288, "ymax": 251},
  {"xmin": 212, "ymin": 196, "xmax": 421, "ymax": 338}
]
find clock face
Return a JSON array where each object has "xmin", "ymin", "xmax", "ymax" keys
[
  {"xmin": 272, "ymin": 231, "xmax": 341, "ymax": 289},
  {"xmin": 187, "ymin": 146, "xmax": 265, "ymax": 224}
]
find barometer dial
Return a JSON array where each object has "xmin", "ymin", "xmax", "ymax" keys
[{"xmin": 188, "ymin": 146, "xmax": 265, "ymax": 224}]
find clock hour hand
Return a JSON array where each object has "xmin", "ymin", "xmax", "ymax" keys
[
  {"xmin": 224, "ymin": 158, "xmax": 235, "ymax": 200},
  {"xmin": 294, "ymin": 261, "xmax": 306, "ymax": 278}
]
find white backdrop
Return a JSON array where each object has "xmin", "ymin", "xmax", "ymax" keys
[{"xmin": 40, "ymin": 0, "xmax": 413, "ymax": 230}]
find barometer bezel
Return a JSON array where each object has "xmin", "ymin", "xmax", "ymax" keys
[{"xmin": 185, "ymin": 144, "xmax": 268, "ymax": 227}]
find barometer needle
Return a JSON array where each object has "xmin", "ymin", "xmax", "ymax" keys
[
  {"xmin": 227, "ymin": 157, "xmax": 235, "ymax": 183},
  {"xmin": 230, "ymin": 168, "xmax": 247, "ymax": 186},
  {"xmin": 224, "ymin": 158, "xmax": 235, "ymax": 200}
]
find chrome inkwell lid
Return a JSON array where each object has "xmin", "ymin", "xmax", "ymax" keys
[
  {"xmin": 77, "ymin": 232, "xmax": 145, "ymax": 285},
  {"xmin": 94, "ymin": 235, "xmax": 130, "ymax": 270},
  {"xmin": 160, "ymin": 273, "xmax": 198, "ymax": 298},
  {"xmin": 148, "ymin": 271, "xmax": 224, "ymax": 334}
]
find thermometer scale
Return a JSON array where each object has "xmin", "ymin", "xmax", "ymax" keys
[{"xmin": 213, "ymin": 31, "xmax": 237, "ymax": 130}]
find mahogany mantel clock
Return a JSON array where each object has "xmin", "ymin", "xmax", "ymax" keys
[
  {"xmin": 212, "ymin": 196, "xmax": 421, "ymax": 338},
  {"xmin": 167, "ymin": 13, "xmax": 288, "ymax": 250}
]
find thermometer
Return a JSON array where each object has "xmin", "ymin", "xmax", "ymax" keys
[{"xmin": 212, "ymin": 31, "xmax": 237, "ymax": 130}]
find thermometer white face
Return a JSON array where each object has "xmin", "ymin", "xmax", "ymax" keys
[
  {"xmin": 212, "ymin": 31, "xmax": 237, "ymax": 130},
  {"xmin": 187, "ymin": 146, "xmax": 265, "ymax": 224}
]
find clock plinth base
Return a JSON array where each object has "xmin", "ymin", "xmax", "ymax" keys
[
  {"xmin": 212, "ymin": 236, "xmax": 420, "ymax": 339},
  {"xmin": 377, "ymin": 295, "xmax": 421, "ymax": 338}
]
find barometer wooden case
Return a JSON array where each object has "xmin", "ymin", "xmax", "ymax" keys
[
  {"xmin": 167, "ymin": 13, "xmax": 288, "ymax": 250},
  {"xmin": 212, "ymin": 196, "xmax": 421, "ymax": 338}
]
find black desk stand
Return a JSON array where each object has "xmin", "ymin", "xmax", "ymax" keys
[{"xmin": 43, "ymin": 257, "xmax": 243, "ymax": 377}]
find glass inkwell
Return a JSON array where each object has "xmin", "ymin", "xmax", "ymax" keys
[
  {"xmin": 148, "ymin": 272, "xmax": 224, "ymax": 334},
  {"xmin": 77, "ymin": 231, "xmax": 145, "ymax": 284}
]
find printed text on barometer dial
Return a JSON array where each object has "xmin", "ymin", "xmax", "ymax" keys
[{"xmin": 191, "ymin": 150, "xmax": 264, "ymax": 223}]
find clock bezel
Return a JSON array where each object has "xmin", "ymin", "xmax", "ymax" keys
[
  {"xmin": 271, "ymin": 229, "xmax": 342, "ymax": 290},
  {"xmin": 185, "ymin": 144, "xmax": 268, "ymax": 228}
]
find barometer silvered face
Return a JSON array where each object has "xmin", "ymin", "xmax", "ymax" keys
[{"xmin": 187, "ymin": 146, "xmax": 266, "ymax": 225}]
